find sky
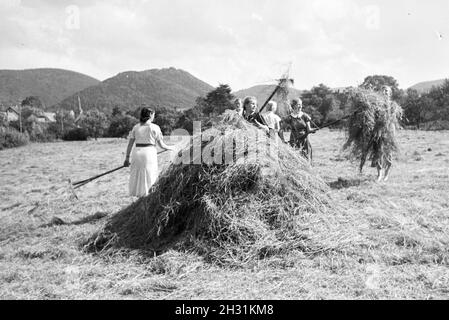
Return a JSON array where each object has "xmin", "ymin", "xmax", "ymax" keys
[{"xmin": 0, "ymin": 0, "xmax": 448, "ymax": 91}]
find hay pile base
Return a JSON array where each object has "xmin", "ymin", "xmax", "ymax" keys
[
  {"xmin": 85, "ymin": 112, "xmax": 350, "ymax": 266},
  {"xmin": 343, "ymin": 89, "xmax": 403, "ymax": 169}
]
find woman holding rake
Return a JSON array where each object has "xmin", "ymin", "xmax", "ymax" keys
[
  {"xmin": 280, "ymin": 98, "xmax": 316, "ymax": 163},
  {"xmin": 124, "ymin": 107, "xmax": 174, "ymax": 197}
]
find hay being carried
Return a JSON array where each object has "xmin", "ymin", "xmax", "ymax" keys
[
  {"xmin": 85, "ymin": 111, "xmax": 352, "ymax": 266},
  {"xmin": 343, "ymin": 88, "xmax": 403, "ymax": 174}
]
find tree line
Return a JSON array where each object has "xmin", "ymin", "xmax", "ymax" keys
[
  {"xmin": 2, "ymin": 74, "xmax": 448, "ymax": 150},
  {"xmin": 175, "ymin": 75, "xmax": 449, "ymax": 131}
]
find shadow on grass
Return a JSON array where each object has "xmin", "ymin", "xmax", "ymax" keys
[
  {"xmin": 328, "ymin": 177, "xmax": 371, "ymax": 190},
  {"xmin": 40, "ymin": 212, "xmax": 108, "ymax": 228}
]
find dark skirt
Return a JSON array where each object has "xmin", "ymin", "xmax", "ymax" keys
[
  {"xmin": 370, "ymin": 139, "xmax": 392, "ymax": 168},
  {"xmin": 289, "ymin": 134, "xmax": 312, "ymax": 162}
]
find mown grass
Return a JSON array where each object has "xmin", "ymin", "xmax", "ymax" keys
[{"xmin": 0, "ymin": 130, "xmax": 448, "ymax": 299}]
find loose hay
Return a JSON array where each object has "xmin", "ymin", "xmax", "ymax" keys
[
  {"xmin": 84, "ymin": 111, "xmax": 353, "ymax": 266},
  {"xmin": 343, "ymin": 89, "xmax": 403, "ymax": 169}
]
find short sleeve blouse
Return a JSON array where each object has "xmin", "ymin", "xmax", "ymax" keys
[
  {"xmin": 128, "ymin": 122, "xmax": 163, "ymax": 145},
  {"xmin": 282, "ymin": 113, "xmax": 311, "ymax": 133}
]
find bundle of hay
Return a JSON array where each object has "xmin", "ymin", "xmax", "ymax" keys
[
  {"xmin": 85, "ymin": 111, "xmax": 352, "ymax": 266},
  {"xmin": 343, "ymin": 89, "xmax": 403, "ymax": 169}
]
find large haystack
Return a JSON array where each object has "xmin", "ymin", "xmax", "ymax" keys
[
  {"xmin": 343, "ymin": 89, "xmax": 403, "ymax": 169},
  {"xmin": 85, "ymin": 111, "xmax": 350, "ymax": 265}
]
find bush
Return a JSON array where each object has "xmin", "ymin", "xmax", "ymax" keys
[
  {"xmin": 107, "ymin": 114, "xmax": 138, "ymax": 138},
  {"xmin": 78, "ymin": 109, "xmax": 109, "ymax": 140},
  {"xmin": 0, "ymin": 126, "xmax": 29, "ymax": 150},
  {"xmin": 63, "ymin": 127, "xmax": 89, "ymax": 141},
  {"xmin": 421, "ymin": 120, "xmax": 449, "ymax": 131},
  {"xmin": 9, "ymin": 120, "xmax": 57, "ymax": 142},
  {"xmin": 27, "ymin": 123, "xmax": 57, "ymax": 142}
]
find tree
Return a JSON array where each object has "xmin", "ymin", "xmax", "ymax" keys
[
  {"xmin": 128, "ymin": 105, "xmax": 182, "ymax": 135},
  {"xmin": 426, "ymin": 79, "xmax": 449, "ymax": 122},
  {"xmin": 0, "ymin": 114, "xmax": 7, "ymax": 127},
  {"xmin": 54, "ymin": 109, "xmax": 76, "ymax": 138},
  {"xmin": 21, "ymin": 96, "xmax": 44, "ymax": 109},
  {"xmin": 202, "ymin": 84, "xmax": 235, "ymax": 116},
  {"xmin": 174, "ymin": 106, "xmax": 205, "ymax": 134},
  {"xmin": 79, "ymin": 109, "xmax": 109, "ymax": 140},
  {"xmin": 111, "ymin": 106, "xmax": 124, "ymax": 117},
  {"xmin": 107, "ymin": 114, "xmax": 138, "ymax": 138},
  {"xmin": 419, "ymin": 95, "xmax": 435, "ymax": 123},
  {"xmin": 325, "ymin": 99, "xmax": 346, "ymax": 125},
  {"xmin": 154, "ymin": 107, "xmax": 182, "ymax": 135},
  {"xmin": 301, "ymin": 84, "xmax": 335, "ymax": 124},
  {"xmin": 20, "ymin": 105, "xmax": 44, "ymax": 120},
  {"xmin": 303, "ymin": 105, "xmax": 323, "ymax": 126},
  {"xmin": 360, "ymin": 75, "xmax": 402, "ymax": 101},
  {"xmin": 403, "ymin": 89, "xmax": 425, "ymax": 128}
]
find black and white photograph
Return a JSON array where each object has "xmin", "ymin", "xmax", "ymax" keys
[{"xmin": 0, "ymin": 0, "xmax": 448, "ymax": 304}]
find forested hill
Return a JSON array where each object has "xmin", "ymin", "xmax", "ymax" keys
[
  {"xmin": 0, "ymin": 68, "xmax": 100, "ymax": 107},
  {"xmin": 409, "ymin": 79, "xmax": 447, "ymax": 94},
  {"xmin": 52, "ymin": 68, "xmax": 214, "ymax": 113}
]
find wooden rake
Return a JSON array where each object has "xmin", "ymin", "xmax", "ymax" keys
[{"xmin": 69, "ymin": 149, "xmax": 173, "ymax": 191}]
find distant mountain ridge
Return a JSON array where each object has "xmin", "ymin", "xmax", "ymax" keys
[
  {"xmin": 234, "ymin": 84, "xmax": 303, "ymax": 117},
  {"xmin": 409, "ymin": 79, "xmax": 448, "ymax": 94},
  {"xmin": 53, "ymin": 67, "xmax": 214, "ymax": 113},
  {"xmin": 0, "ymin": 68, "xmax": 100, "ymax": 107}
]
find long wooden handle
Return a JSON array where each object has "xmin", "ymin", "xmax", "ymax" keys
[
  {"xmin": 318, "ymin": 114, "xmax": 352, "ymax": 130},
  {"xmin": 71, "ymin": 149, "xmax": 174, "ymax": 188},
  {"xmin": 259, "ymin": 85, "xmax": 281, "ymax": 114},
  {"xmin": 72, "ymin": 166, "xmax": 125, "ymax": 186}
]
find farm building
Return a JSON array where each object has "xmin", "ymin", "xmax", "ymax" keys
[
  {"xmin": 0, "ymin": 106, "xmax": 20, "ymax": 122},
  {"xmin": 25, "ymin": 112, "xmax": 56, "ymax": 124},
  {"xmin": 331, "ymin": 86, "xmax": 353, "ymax": 94}
]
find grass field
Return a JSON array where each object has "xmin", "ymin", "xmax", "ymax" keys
[{"xmin": 1, "ymin": 129, "xmax": 448, "ymax": 299}]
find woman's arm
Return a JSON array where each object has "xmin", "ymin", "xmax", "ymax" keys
[
  {"xmin": 304, "ymin": 114, "xmax": 316, "ymax": 133},
  {"xmin": 254, "ymin": 120, "xmax": 270, "ymax": 133},
  {"xmin": 306, "ymin": 121, "xmax": 318, "ymax": 134},
  {"xmin": 124, "ymin": 138, "xmax": 135, "ymax": 167},
  {"xmin": 306, "ymin": 121, "xmax": 313, "ymax": 132},
  {"xmin": 157, "ymin": 136, "xmax": 174, "ymax": 151}
]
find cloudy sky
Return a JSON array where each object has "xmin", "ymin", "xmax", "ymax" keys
[{"xmin": 1, "ymin": 0, "xmax": 448, "ymax": 90}]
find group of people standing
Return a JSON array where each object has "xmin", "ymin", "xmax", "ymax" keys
[
  {"xmin": 123, "ymin": 85, "xmax": 398, "ymax": 198},
  {"xmin": 235, "ymin": 96, "xmax": 316, "ymax": 162},
  {"xmin": 124, "ymin": 97, "xmax": 316, "ymax": 198}
]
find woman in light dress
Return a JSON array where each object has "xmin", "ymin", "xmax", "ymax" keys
[
  {"xmin": 234, "ymin": 98, "xmax": 244, "ymax": 116},
  {"xmin": 123, "ymin": 107, "xmax": 174, "ymax": 197},
  {"xmin": 262, "ymin": 101, "xmax": 282, "ymax": 137}
]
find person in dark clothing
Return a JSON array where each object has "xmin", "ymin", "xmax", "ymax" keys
[
  {"xmin": 242, "ymin": 96, "xmax": 269, "ymax": 134},
  {"xmin": 280, "ymin": 98, "xmax": 316, "ymax": 163}
]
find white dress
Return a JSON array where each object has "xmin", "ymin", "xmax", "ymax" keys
[
  {"xmin": 262, "ymin": 111, "xmax": 281, "ymax": 132},
  {"xmin": 127, "ymin": 121, "xmax": 163, "ymax": 197}
]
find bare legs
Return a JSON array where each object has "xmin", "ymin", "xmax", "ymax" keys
[
  {"xmin": 376, "ymin": 159, "xmax": 392, "ymax": 182},
  {"xmin": 360, "ymin": 153, "xmax": 392, "ymax": 182},
  {"xmin": 376, "ymin": 163, "xmax": 383, "ymax": 182},
  {"xmin": 383, "ymin": 160, "xmax": 392, "ymax": 182},
  {"xmin": 359, "ymin": 151, "xmax": 368, "ymax": 174}
]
